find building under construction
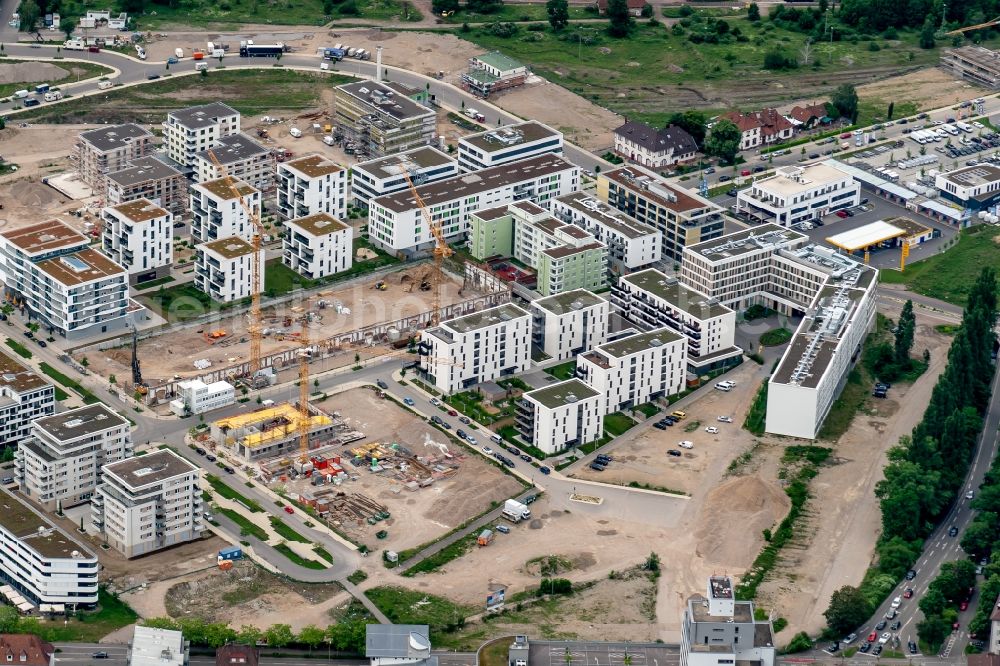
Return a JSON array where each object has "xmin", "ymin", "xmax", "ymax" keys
[
  {"xmin": 211, "ymin": 402, "xmax": 343, "ymax": 462},
  {"xmin": 940, "ymin": 46, "xmax": 1000, "ymax": 88},
  {"xmin": 332, "ymin": 80, "xmax": 435, "ymax": 159}
]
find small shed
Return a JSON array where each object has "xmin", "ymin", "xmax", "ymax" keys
[{"xmin": 477, "ymin": 529, "xmax": 494, "ymax": 546}]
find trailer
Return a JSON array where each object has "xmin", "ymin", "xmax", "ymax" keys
[
  {"xmin": 501, "ymin": 499, "xmax": 531, "ymax": 523},
  {"xmin": 239, "ymin": 40, "xmax": 284, "ymax": 57},
  {"xmin": 218, "ymin": 545, "xmax": 243, "ymax": 561}
]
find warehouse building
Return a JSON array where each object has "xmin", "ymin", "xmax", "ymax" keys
[
  {"xmin": 457, "ymin": 121, "xmax": 563, "ymax": 172},
  {"xmin": 516, "ymin": 379, "xmax": 603, "ymax": 455},
  {"xmin": 0, "ymin": 349, "xmax": 55, "ymax": 450},
  {"xmin": 351, "ymin": 146, "xmax": 458, "ymax": 208},
  {"xmin": 935, "ymin": 163, "xmax": 1000, "ymax": 211}
]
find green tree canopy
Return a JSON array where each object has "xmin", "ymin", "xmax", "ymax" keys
[
  {"xmin": 606, "ymin": 0, "xmax": 634, "ymax": 37},
  {"xmin": 704, "ymin": 119, "xmax": 741, "ymax": 164},
  {"xmin": 823, "ymin": 586, "xmax": 870, "ymax": 635},
  {"xmin": 546, "ymin": 0, "xmax": 569, "ymax": 30}
]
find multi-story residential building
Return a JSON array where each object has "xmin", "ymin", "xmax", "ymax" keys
[
  {"xmin": 461, "ymin": 51, "xmax": 529, "ymax": 97},
  {"xmin": 516, "ymin": 379, "xmax": 603, "ymax": 455},
  {"xmin": 369, "ymin": 155, "xmax": 580, "ymax": 254},
  {"xmin": 530, "ymin": 289, "xmax": 610, "ymax": 362},
  {"xmin": 163, "ymin": 102, "xmax": 240, "ymax": 168},
  {"xmin": 612, "ymin": 269, "xmax": 740, "ymax": 372},
  {"xmin": 510, "ymin": 202, "xmax": 606, "ymax": 296},
  {"xmin": 74, "ymin": 123, "xmax": 155, "ymax": 192},
  {"xmin": 457, "ymin": 121, "xmax": 563, "ymax": 172},
  {"xmin": 576, "ymin": 328, "xmax": 687, "ymax": 414},
  {"xmin": 550, "ymin": 193, "xmax": 661, "ymax": 274},
  {"xmin": 0, "ymin": 349, "xmax": 54, "ymax": 450},
  {"xmin": 194, "ymin": 133, "xmax": 276, "ymax": 194},
  {"xmin": 935, "ymin": 163, "xmax": 1000, "ymax": 211},
  {"xmin": 597, "ymin": 165, "xmax": 725, "ymax": 261},
  {"xmin": 190, "ymin": 178, "xmax": 261, "ymax": 244},
  {"xmin": 351, "ymin": 146, "xmax": 458, "ymax": 208},
  {"xmin": 210, "ymin": 402, "xmax": 337, "ymax": 462},
  {"xmin": 613, "ymin": 121, "xmax": 698, "ymax": 169},
  {"xmin": 129, "ymin": 625, "xmax": 188, "ymax": 666},
  {"xmin": 92, "ymin": 449, "xmax": 203, "ymax": 559},
  {"xmin": 168, "ymin": 379, "xmax": 236, "ymax": 416},
  {"xmin": 105, "ymin": 156, "xmax": 188, "ymax": 217},
  {"xmin": 16, "ymin": 404, "xmax": 132, "ymax": 512},
  {"xmin": 283, "ymin": 213, "xmax": 353, "ymax": 280},
  {"xmin": 333, "ymin": 81, "xmax": 435, "ymax": 159},
  {"xmin": 0, "ymin": 220, "xmax": 132, "ymax": 340},
  {"xmin": 194, "ymin": 236, "xmax": 264, "ymax": 303},
  {"xmin": 0, "ymin": 486, "xmax": 99, "ymax": 607},
  {"xmin": 100, "ymin": 199, "xmax": 173, "ymax": 285},
  {"xmin": 736, "ymin": 164, "xmax": 859, "ymax": 227},
  {"xmin": 718, "ymin": 108, "xmax": 794, "ymax": 151},
  {"xmin": 680, "ymin": 576, "xmax": 775, "ymax": 666},
  {"xmin": 277, "ymin": 154, "xmax": 348, "ymax": 220},
  {"xmin": 418, "ymin": 303, "xmax": 531, "ymax": 394}
]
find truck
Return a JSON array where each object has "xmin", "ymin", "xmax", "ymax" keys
[
  {"xmin": 477, "ymin": 529, "xmax": 494, "ymax": 546},
  {"xmin": 502, "ymin": 499, "xmax": 531, "ymax": 523},
  {"xmin": 464, "ymin": 108, "xmax": 486, "ymax": 122},
  {"xmin": 218, "ymin": 545, "xmax": 243, "ymax": 561},
  {"xmin": 322, "ymin": 47, "xmax": 346, "ymax": 61},
  {"xmin": 135, "ymin": 45, "xmax": 146, "ymax": 60},
  {"xmin": 239, "ymin": 40, "xmax": 284, "ymax": 57},
  {"xmin": 63, "ymin": 38, "xmax": 84, "ymax": 50}
]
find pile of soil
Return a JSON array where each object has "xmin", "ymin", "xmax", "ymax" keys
[{"xmin": 0, "ymin": 62, "xmax": 68, "ymax": 84}]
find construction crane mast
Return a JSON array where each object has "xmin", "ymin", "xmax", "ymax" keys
[
  {"xmin": 298, "ymin": 320, "xmax": 311, "ymax": 463},
  {"xmin": 398, "ymin": 160, "xmax": 452, "ymax": 326},
  {"xmin": 944, "ymin": 15, "xmax": 1000, "ymax": 35}
]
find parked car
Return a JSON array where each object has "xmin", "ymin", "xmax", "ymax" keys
[
  {"xmin": 92, "ymin": 653, "xmax": 109, "ymax": 660},
  {"xmin": 483, "ymin": 447, "xmax": 494, "ymax": 455},
  {"xmin": 430, "ymin": 398, "xmax": 441, "ymax": 406},
  {"xmin": 590, "ymin": 462, "xmax": 606, "ymax": 471},
  {"xmin": 667, "ymin": 449, "xmax": 682, "ymax": 457},
  {"xmin": 403, "ymin": 397, "xmax": 415, "ymax": 406},
  {"xmin": 872, "ymin": 645, "xmax": 883, "ymax": 656},
  {"xmin": 678, "ymin": 440, "xmax": 694, "ymax": 449},
  {"xmin": 539, "ymin": 466, "xmax": 551, "ymax": 475},
  {"xmin": 654, "ymin": 421, "xmax": 668, "ymax": 430},
  {"xmin": 223, "ymin": 466, "xmax": 235, "ymax": 474},
  {"xmin": 520, "ymin": 454, "xmax": 531, "ymax": 462},
  {"xmin": 718, "ymin": 416, "xmax": 733, "ymax": 423},
  {"xmin": 875, "ymin": 620, "xmax": 887, "ymax": 631},
  {"xmin": 891, "ymin": 596, "xmax": 902, "ymax": 608},
  {"xmin": 718, "ymin": 175, "xmax": 732, "ymax": 182},
  {"xmin": 206, "ymin": 454, "xmax": 217, "ymax": 462},
  {"xmin": 867, "ymin": 632, "xmax": 878, "ymax": 643},
  {"xmin": 447, "ymin": 409, "xmax": 458, "ymax": 417},
  {"xmin": 524, "ymin": 495, "xmax": 537, "ymax": 504},
  {"xmin": 457, "ymin": 429, "xmax": 468, "ymax": 440},
  {"xmin": 879, "ymin": 633, "xmax": 890, "ymax": 644},
  {"xmin": 908, "ymin": 641, "xmax": 918, "ymax": 654},
  {"xmin": 495, "ymin": 524, "xmax": 511, "ymax": 534},
  {"xmin": 842, "ymin": 633, "xmax": 857, "ymax": 645},
  {"xmin": 376, "ymin": 379, "xmax": 388, "ymax": 389},
  {"xmin": 726, "ymin": 189, "xmax": 738, "ymax": 197},
  {"xmin": 283, "ymin": 506, "xmax": 294, "ymax": 515},
  {"xmin": 195, "ymin": 447, "xmax": 206, "ymax": 455},
  {"xmin": 705, "ymin": 426, "xmax": 719, "ymax": 434},
  {"xmin": 960, "ymin": 600, "xmax": 969, "ymax": 611},
  {"xmin": 836, "ymin": 210, "xmax": 849, "ymax": 218},
  {"xmin": 827, "ymin": 642, "xmax": 839, "ymax": 653},
  {"xmin": 459, "ymin": 416, "xmax": 471, "ymax": 424},
  {"xmin": 37, "ymin": 340, "xmax": 46, "ymax": 347},
  {"xmin": 858, "ymin": 642, "xmax": 871, "ymax": 653},
  {"xmin": 890, "ymin": 620, "xmax": 901, "ymax": 631}
]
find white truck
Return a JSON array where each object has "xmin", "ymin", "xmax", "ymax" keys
[
  {"xmin": 63, "ymin": 38, "xmax": 84, "ymax": 50},
  {"xmin": 502, "ymin": 499, "xmax": 531, "ymax": 523},
  {"xmin": 464, "ymin": 108, "xmax": 486, "ymax": 122}
]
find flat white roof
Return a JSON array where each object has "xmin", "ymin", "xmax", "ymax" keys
[
  {"xmin": 825, "ymin": 220, "xmax": 906, "ymax": 251},
  {"xmin": 757, "ymin": 164, "xmax": 850, "ymax": 196}
]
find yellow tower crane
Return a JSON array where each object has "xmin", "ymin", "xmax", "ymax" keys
[{"xmin": 398, "ymin": 160, "xmax": 452, "ymax": 326}]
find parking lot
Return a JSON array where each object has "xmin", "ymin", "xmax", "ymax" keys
[{"xmin": 529, "ymin": 641, "xmax": 680, "ymax": 666}]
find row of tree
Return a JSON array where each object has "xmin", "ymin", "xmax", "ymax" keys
[
  {"xmin": 142, "ymin": 615, "xmax": 371, "ymax": 653},
  {"xmin": 916, "ymin": 559, "xmax": 978, "ymax": 650},
  {"xmin": 863, "ymin": 301, "xmax": 923, "ymax": 383},
  {"xmin": 961, "ymin": 431, "xmax": 1000, "ymax": 640}
]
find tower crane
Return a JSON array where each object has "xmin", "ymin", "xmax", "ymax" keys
[
  {"xmin": 297, "ymin": 318, "xmax": 311, "ymax": 463},
  {"xmin": 398, "ymin": 160, "xmax": 452, "ymax": 326},
  {"xmin": 944, "ymin": 15, "xmax": 1000, "ymax": 35}
]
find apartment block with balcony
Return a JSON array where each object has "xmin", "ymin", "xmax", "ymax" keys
[
  {"xmin": 16, "ymin": 404, "xmax": 132, "ymax": 512},
  {"xmin": 194, "ymin": 236, "xmax": 263, "ymax": 303},
  {"xmin": 333, "ymin": 81, "xmax": 435, "ymax": 159},
  {"xmin": 100, "ymin": 199, "xmax": 173, "ymax": 285},
  {"xmin": 163, "ymin": 102, "xmax": 240, "ymax": 168},
  {"xmin": 168, "ymin": 379, "xmax": 235, "ymax": 416},
  {"xmin": 457, "ymin": 121, "xmax": 563, "ymax": 172},
  {"xmin": 736, "ymin": 164, "xmax": 859, "ymax": 227},
  {"xmin": 511, "ymin": 202, "xmax": 607, "ymax": 296},
  {"xmin": 0, "ymin": 220, "xmax": 134, "ymax": 340},
  {"xmin": 529, "ymin": 289, "xmax": 610, "ymax": 362},
  {"xmin": 351, "ymin": 146, "xmax": 458, "ymax": 209},
  {"xmin": 74, "ymin": 123, "xmax": 155, "ymax": 192},
  {"xmin": 283, "ymin": 213, "xmax": 352, "ymax": 280},
  {"xmin": 0, "ymin": 349, "xmax": 55, "ymax": 450},
  {"xmin": 550, "ymin": 192, "xmax": 661, "ymax": 274},
  {"xmin": 277, "ymin": 154, "xmax": 348, "ymax": 220},
  {"xmin": 189, "ymin": 178, "xmax": 261, "ymax": 244},
  {"xmin": 680, "ymin": 576, "xmax": 775, "ymax": 666},
  {"xmin": 516, "ymin": 379, "xmax": 603, "ymax": 455},
  {"xmin": 92, "ymin": 449, "xmax": 202, "ymax": 559},
  {"xmin": 194, "ymin": 133, "xmax": 276, "ymax": 194},
  {"xmin": 105, "ymin": 156, "xmax": 189, "ymax": 217}
]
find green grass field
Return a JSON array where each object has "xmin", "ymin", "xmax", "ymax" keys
[
  {"xmin": 366, "ymin": 586, "xmax": 474, "ymax": 636},
  {"xmin": 205, "ymin": 474, "xmax": 264, "ymax": 512},
  {"xmin": 604, "ymin": 411, "xmax": 636, "ymax": 437},
  {"xmin": 544, "ymin": 360, "xmax": 577, "ymax": 380},
  {"xmin": 5, "ymin": 338, "xmax": 31, "ymax": 359},
  {"xmin": 269, "ymin": 516, "xmax": 311, "ymax": 543},
  {"xmin": 273, "ymin": 543, "xmax": 327, "ymax": 569},
  {"xmin": 441, "ymin": 4, "xmax": 593, "ymax": 23}
]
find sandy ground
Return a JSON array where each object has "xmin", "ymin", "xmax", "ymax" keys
[{"xmin": 0, "ymin": 61, "xmax": 70, "ymax": 84}]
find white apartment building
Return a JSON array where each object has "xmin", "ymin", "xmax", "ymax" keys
[
  {"xmin": 101, "ymin": 199, "xmax": 173, "ymax": 285},
  {"xmin": 936, "ymin": 163, "xmax": 1000, "ymax": 211},
  {"xmin": 194, "ymin": 236, "xmax": 264, "ymax": 303},
  {"xmin": 457, "ymin": 121, "xmax": 563, "ymax": 172},
  {"xmin": 283, "ymin": 213, "xmax": 353, "ymax": 280},
  {"xmin": 17, "ymin": 404, "xmax": 132, "ymax": 512},
  {"xmin": 736, "ymin": 164, "xmax": 859, "ymax": 227},
  {"xmin": 0, "ymin": 349, "xmax": 55, "ymax": 449},
  {"xmin": 418, "ymin": 303, "xmax": 531, "ymax": 394},
  {"xmin": 162, "ymin": 102, "xmax": 240, "ymax": 168},
  {"xmin": 516, "ymin": 379, "xmax": 603, "ymax": 455},
  {"xmin": 277, "ymin": 154, "xmax": 348, "ymax": 220},
  {"xmin": 92, "ymin": 449, "xmax": 203, "ymax": 559},
  {"xmin": 74, "ymin": 123, "xmax": 155, "ymax": 192},
  {"xmin": 0, "ymin": 487, "xmax": 99, "ymax": 608},
  {"xmin": 0, "ymin": 220, "xmax": 133, "ymax": 340},
  {"xmin": 190, "ymin": 178, "xmax": 261, "ymax": 244},
  {"xmin": 351, "ymin": 146, "xmax": 458, "ymax": 208},
  {"xmin": 550, "ymin": 192, "xmax": 662, "ymax": 274},
  {"xmin": 576, "ymin": 328, "xmax": 687, "ymax": 414},
  {"xmin": 530, "ymin": 289, "xmax": 610, "ymax": 362},
  {"xmin": 194, "ymin": 133, "xmax": 276, "ymax": 194},
  {"xmin": 169, "ymin": 379, "xmax": 236, "ymax": 416},
  {"xmin": 129, "ymin": 626, "xmax": 188, "ymax": 666},
  {"xmin": 612, "ymin": 269, "xmax": 741, "ymax": 372},
  {"xmin": 368, "ymin": 154, "xmax": 579, "ymax": 254},
  {"xmin": 680, "ymin": 576, "xmax": 775, "ymax": 666}
]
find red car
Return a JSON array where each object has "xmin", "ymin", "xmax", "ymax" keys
[
  {"xmin": 836, "ymin": 210, "xmax": 849, "ymax": 218},
  {"xmin": 954, "ymin": 622, "xmax": 961, "ymax": 630},
  {"xmin": 867, "ymin": 632, "xmax": 878, "ymax": 643},
  {"xmin": 283, "ymin": 506, "xmax": 294, "ymax": 515},
  {"xmin": 903, "ymin": 588, "xmax": 914, "ymax": 599},
  {"xmin": 960, "ymin": 601, "xmax": 969, "ymax": 611},
  {"xmin": 840, "ymin": 132, "xmax": 852, "ymax": 139},
  {"xmin": 447, "ymin": 409, "xmax": 458, "ymax": 417}
]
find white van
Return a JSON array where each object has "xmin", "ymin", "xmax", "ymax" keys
[
  {"xmin": 98, "ymin": 80, "xmax": 113, "ymax": 89},
  {"xmin": 715, "ymin": 380, "xmax": 736, "ymax": 392},
  {"xmin": 322, "ymin": 135, "xmax": 335, "ymax": 146},
  {"xmin": 490, "ymin": 434, "xmax": 502, "ymax": 444},
  {"xmin": 195, "ymin": 62, "xmax": 208, "ymax": 71},
  {"xmin": 12, "ymin": 90, "xmax": 28, "ymax": 99}
]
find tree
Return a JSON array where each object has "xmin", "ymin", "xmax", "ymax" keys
[
  {"xmin": 237, "ymin": 625, "xmax": 263, "ymax": 646},
  {"xmin": 895, "ymin": 300, "xmax": 916, "ymax": 365},
  {"xmin": 606, "ymin": 0, "xmax": 634, "ymax": 37},
  {"xmin": 920, "ymin": 17, "xmax": 936, "ymax": 49},
  {"xmin": 467, "ymin": 0, "xmax": 503, "ymax": 13},
  {"xmin": 704, "ymin": 119, "xmax": 741, "ymax": 164},
  {"xmin": 919, "ymin": 587, "xmax": 947, "ymax": 617},
  {"xmin": 17, "ymin": 0, "xmax": 40, "ymax": 32},
  {"xmin": 263, "ymin": 624, "xmax": 295, "ymax": 648},
  {"xmin": 60, "ymin": 16, "xmax": 75, "ymax": 39},
  {"xmin": 747, "ymin": 1, "xmax": 759, "ymax": 20},
  {"xmin": 763, "ymin": 49, "xmax": 796, "ymax": 70},
  {"xmin": 431, "ymin": 0, "xmax": 458, "ymax": 11},
  {"xmin": 666, "ymin": 110, "xmax": 707, "ymax": 147},
  {"xmin": 298, "ymin": 625, "xmax": 326, "ymax": 650},
  {"xmin": 887, "ymin": 101, "xmax": 895, "ymax": 120},
  {"xmin": 546, "ymin": 0, "xmax": 569, "ymax": 30},
  {"xmin": 917, "ymin": 614, "xmax": 950, "ymax": 651},
  {"xmin": 831, "ymin": 84, "xmax": 859, "ymax": 121},
  {"xmin": 823, "ymin": 586, "xmax": 871, "ymax": 634},
  {"xmin": 0, "ymin": 605, "xmax": 19, "ymax": 633}
]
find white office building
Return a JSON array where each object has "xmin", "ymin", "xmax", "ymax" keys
[
  {"xmin": 550, "ymin": 193, "xmax": 662, "ymax": 274},
  {"xmin": 530, "ymin": 289, "xmax": 610, "ymax": 362},
  {"xmin": 101, "ymin": 199, "xmax": 173, "ymax": 285},
  {"xmin": 92, "ymin": 449, "xmax": 203, "ymax": 559},
  {"xmin": 168, "ymin": 379, "xmax": 236, "ymax": 416},
  {"xmin": 17, "ymin": 404, "xmax": 132, "ymax": 512},
  {"xmin": 576, "ymin": 328, "xmax": 687, "ymax": 414},
  {"xmin": 194, "ymin": 236, "xmax": 264, "ymax": 303},
  {"xmin": 163, "ymin": 102, "xmax": 240, "ymax": 168},
  {"xmin": 190, "ymin": 178, "xmax": 261, "ymax": 244},
  {"xmin": 419, "ymin": 303, "xmax": 531, "ymax": 394},
  {"xmin": 129, "ymin": 626, "xmax": 189, "ymax": 666},
  {"xmin": 516, "ymin": 379, "xmax": 603, "ymax": 455},
  {"xmin": 0, "ymin": 350, "xmax": 54, "ymax": 450},
  {"xmin": 935, "ymin": 162, "xmax": 1000, "ymax": 211},
  {"xmin": 277, "ymin": 154, "xmax": 348, "ymax": 220},
  {"xmin": 680, "ymin": 576, "xmax": 775, "ymax": 666},
  {"xmin": 194, "ymin": 132, "xmax": 276, "ymax": 194},
  {"xmin": 283, "ymin": 213, "xmax": 353, "ymax": 280},
  {"xmin": 457, "ymin": 121, "xmax": 563, "ymax": 172},
  {"xmin": 367, "ymin": 154, "xmax": 579, "ymax": 254},
  {"xmin": 351, "ymin": 146, "xmax": 459, "ymax": 208},
  {"xmin": 736, "ymin": 164, "xmax": 860, "ymax": 227}
]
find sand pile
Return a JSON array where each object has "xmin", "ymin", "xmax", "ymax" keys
[
  {"xmin": 695, "ymin": 475, "xmax": 790, "ymax": 565},
  {"xmin": 0, "ymin": 62, "xmax": 68, "ymax": 84},
  {"xmin": 5, "ymin": 178, "xmax": 62, "ymax": 207}
]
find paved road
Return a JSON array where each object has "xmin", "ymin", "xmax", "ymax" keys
[{"xmin": 53, "ymin": 642, "xmax": 466, "ymax": 664}]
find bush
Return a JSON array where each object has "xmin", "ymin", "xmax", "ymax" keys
[
  {"xmin": 763, "ymin": 49, "xmax": 797, "ymax": 70},
  {"xmin": 784, "ymin": 632, "xmax": 813, "ymax": 653},
  {"xmin": 538, "ymin": 578, "xmax": 573, "ymax": 595}
]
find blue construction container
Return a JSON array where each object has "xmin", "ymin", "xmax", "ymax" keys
[{"xmin": 219, "ymin": 545, "xmax": 243, "ymax": 561}]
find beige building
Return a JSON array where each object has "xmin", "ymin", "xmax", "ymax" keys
[
  {"xmin": 195, "ymin": 236, "xmax": 264, "ymax": 303},
  {"xmin": 74, "ymin": 124, "xmax": 155, "ymax": 192},
  {"xmin": 283, "ymin": 213, "xmax": 353, "ymax": 280},
  {"xmin": 106, "ymin": 156, "xmax": 188, "ymax": 217},
  {"xmin": 195, "ymin": 133, "xmax": 277, "ymax": 194},
  {"xmin": 100, "ymin": 199, "xmax": 173, "ymax": 285}
]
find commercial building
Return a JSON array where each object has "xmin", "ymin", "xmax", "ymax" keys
[
  {"xmin": 457, "ymin": 121, "xmax": 563, "ymax": 172},
  {"xmin": 825, "ymin": 217, "xmax": 934, "ymax": 255},
  {"xmin": 612, "ymin": 269, "xmax": 740, "ymax": 372},
  {"xmin": 597, "ymin": 165, "xmax": 725, "ymax": 261},
  {"xmin": 190, "ymin": 178, "xmax": 261, "ymax": 244},
  {"xmin": 462, "ymin": 51, "xmax": 529, "ymax": 97},
  {"xmin": 935, "ymin": 163, "xmax": 1000, "ymax": 211},
  {"xmin": 194, "ymin": 236, "xmax": 264, "ymax": 303},
  {"xmin": 195, "ymin": 133, "xmax": 276, "ymax": 194},
  {"xmin": 577, "ymin": 328, "xmax": 687, "ymax": 414},
  {"xmin": 516, "ymin": 379, "xmax": 603, "ymax": 455},
  {"xmin": 0, "ymin": 486, "xmax": 99, "ymax": 607},
  {"xmin": 100, "ymin": 199, "xmax": 173, "ymax": 285},
  {"xmin": 73, "ymin": 123, "xmax": 155, "ymax": 192},
  {"xmin": 941, "ymin": 46, "xmax": 1000, "ymax": 89},
  {"xmin": 0, "ymin": 349, "xmax": 55, "ymax": 450},
  {"xmin": 333, "ymin": 81, "xmax": 436, "ymax": 159},
  {"xmin": 106, "ymin": 156, "xmax": 189, "ymax": 217},
  {"xmin": 0, "ymin": 635, "xmax": 53, "ymax": 666},
  {"xmin": 736, "ymin": 164, "xmax": 860, "ymax": 227},
  {"xmin": 369, "ymin": 154, "xmax": 579, "ymax": 254},
  {"xmin": 365, "ymin": 624, "xmax": 436, "ymax": 666},
  {"xmin": 283, "ymin": 213, "xmax": 353, "ymax": 280},
  {"xmin": 0, "ymin": 220, "xmax": 132, "ymax": 340},
  {"xmin": 211, "ymin": 402, "xmax": 336, "ymax": 461},
  {"xmin": 129, "ymin": 626, "xmax": 189, "ymax": 666},
  {"xmin": 418, "ymin": 303, "xmax": 532, "ymax": 394},
  {"xmin": 510, "ymin": 202, "xmax": 606, "ymax": 296},
  {"xmin": 351, "ymin": 146, "xmax": 458, "ymax": 208},
  {"xmin": 17, "ymin": 404, "xmax": 132, "ymax": 512},
  {"xmin": 680, "ymin": 576, "xmax": 775, "ymax": 666},
  {"xmin": 163, "ymin": 102, "xmax": 240, "ymax": 168},
  {"xmin": 613, "ymin": 121, "xmax": 698, "ymax": 169},
  {"xmin": 277, "ymin": 154, "xmax": 348, "ymax": 220},
  {"xmin": 550, "ymin": 192, "xmax": 662, "ymax": 274},
  {"xmin": 529, "ymin": 289, "xmax": 610, "ymax": 362},
  {"xmin": 92, "ymin": 449, "xmax": 203, "ymax": 559},
  {"xmin": 718, "ymin": 108, "xmax": 794, "ymax": 151},
  {"xmin": 168, "ymin": 379, "xmax": 236, "ymax": 416}
]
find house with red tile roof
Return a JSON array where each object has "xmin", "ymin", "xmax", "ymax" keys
[
  {"xmin": 787, "ymin": 102, "xmax": 829, "ymax": 129},
  {"xmin": 0, "ymin": 635, "xmax": 54, "ymax": 666},
  {"xmin": 613, "ymin": 120, "xmax": 698, "ymax": 168},
  {"xmin": 595, "ymin": 0, "xmax": 648, "ymax": 16},
  {"xmin": 718, "ymin": 108, "xmax": 795, "ymax": 150}
]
